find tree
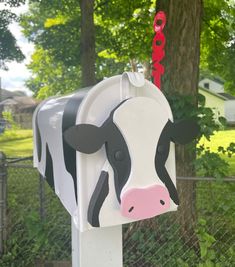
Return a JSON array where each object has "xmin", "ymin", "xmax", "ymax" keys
[
  {"xmin": 200, "ymin": 0, "xmax": 235, "ymax": 94},
  {"xmin": 156, "ymin": 0, "xmax": 202, "ymax": 247},
  {"xmin": 95, "ymin": 0, "xmax": 155, "ymax": 77},
  {"xmin": 26, "ymin": 48, "xmax": 82, "ymax": 99},
  {"xmin": 0, "ymin": 1, "xmax": 25, "ymax": 69},
  {"xmin": 21, "ymin": 0, "xmax": 156, "ymax": 96},
  {"xmin": 79, "ymin": 0, "xmax": 96, "ymax": 86},
  {"xmin": 21, "ymin": 0, "xmax": 83, "ymax": 96}
]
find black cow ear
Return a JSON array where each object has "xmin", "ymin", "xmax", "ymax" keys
[
  {"xmin": 64, "ymin": 124, "xmax": 105, "ymax": 154},
  {"xmin": 170, "ymin": 119, "xmax": 200, "ymax": 145}
]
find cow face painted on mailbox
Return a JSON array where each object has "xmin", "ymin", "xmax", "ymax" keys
[{"xmin": 64, "ymin": 97, "xmax": 199, "ymax": 227}]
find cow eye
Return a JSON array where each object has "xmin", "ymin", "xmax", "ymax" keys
[
  {"xmin": 114, "ymin": 150, "xmax": 125, "ymax": 161},
  {"xmin": 157, "ymin": 145, "xmax": 165, "ymax": 154}
]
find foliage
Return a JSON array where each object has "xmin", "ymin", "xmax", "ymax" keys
[
  {"xmin": 20, "ymin": 0, "xmax": 157, "ymax": 97},
  {"xmin": 123, "ymin": 216, "xmax": 198, "ymax": 267},
  {"xmin": 123, "ymin": 195, "xmax": 235, "ymax": 267},
  {"xmin": 2, "ymin": 111, "xmax": 19, "ymax": 130},
  {"xmin": 195, "ymin": 147, "xmax": 229, "ymax": 179},
  {"xmin": 26, "ymin": 48, "xmax": 82, "ymax": 98},
  {"xmin": 166, "ymin": 91, "xmax": 235, "ymax": 179},
  {"xmin": 21, "ymin": 0, "xmax": 81, "ymax": 66},
  {"xmin": 177, "ymin": 217, "xmax": 235, "ymax": 267},
  {"xmin": 0, "ymin": 167, "xmax": 71, "ymax": 266},
  {"xmin": 0, "ymin": 0, "xmax": 25, "ymax": 69},
  {"xmin": 218, "ymin": 142, "xmax": 235, "ymax": 158},
  {"xmin": 199, "ymin": 129, "xmax": 235, "ymax": 176},
  {"xmin": 197, "ymin": 219, "xmax": 219, "ymax": 266},
  {"xmin": 19, "ymin": 0, "xmax": 83, "ymax": 96},
  {"xmin": 200, "ymin": 0, "xmax": 235, "ymax": 94},
  {"xmin": 21, "ymin": 0, "xmax": 235, "ymax": 97},
  {"xmin": 95, "ymin": 0, "xmax": 155, "ymax": 63}
]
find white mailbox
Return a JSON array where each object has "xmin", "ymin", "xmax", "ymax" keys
[{"xmin": 33, "ymin": 72, "xmax": 199, "ymax": 232}]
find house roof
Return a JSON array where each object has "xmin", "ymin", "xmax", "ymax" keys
[
  {"xmin": 0, "ymin": 98, "xmax": 18, "ymax": 106},
  {"xmin": 199, "ymin": 87, "xmax": 235, "ymax": 101},
  {"xmin": 199, "ymin": 87, "xmax": 227, "ymax": 101},
  {"xmin": 218, "ymin": 93, "xmax": 235, "ymax": 100},
  {"xmin": 0, "ymin": 96, "xmax": 36, "ymax": 106},
  {"xmin": 200, "ymin": 76, "xmax": 224, "ymax": 85},
  {"xmin": 0, "ymin": 88, "xmax": 26, "ymax": 101},
  {"xmin": 0, "ymin": 96, "xmax": 38, "ymax": 113}
]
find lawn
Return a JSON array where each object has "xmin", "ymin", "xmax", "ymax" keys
[
  {"xmin": 199, "ymin": 128, "xmax": 235, "ymax": 175},
  {"xmin": 0, "ymin": 129, "xmax": 33, "ymax": 157}
]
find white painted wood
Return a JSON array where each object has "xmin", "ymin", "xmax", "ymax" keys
[
  {"xmin": 72, "ymin": 219, "xmax": 122, "ymax": 267},
  {"xmin": 72, "ymin": 219, "xmax": 80, "ymax": 267}
]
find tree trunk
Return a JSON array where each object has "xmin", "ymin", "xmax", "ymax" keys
[
  {"xmin": 130, "ymin": 59, "xmax": 138, "ymax": 72},
  {"xmin": 156, "ymin": 0, "xmax": 202, "ymax": 248},
  {"xmin": 79, "ymin": 0, "xmax": 96, "ymax": 87},
  {"xmin": 142, "ymin": 61, "xmax": 151, "ymax": 80}
]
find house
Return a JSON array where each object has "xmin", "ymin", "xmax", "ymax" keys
[
  {"xmin": 199, "ymin": 78, "xmax": 235, "ymax": 125},
  {"xmin": 0, "ymin": 89, "xmax": 39, "ymax": 129}
]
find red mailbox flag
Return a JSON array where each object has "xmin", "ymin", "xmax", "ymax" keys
[{"xmin": 152, "ymin": 11, "xmax": 166, "ymax": 90}]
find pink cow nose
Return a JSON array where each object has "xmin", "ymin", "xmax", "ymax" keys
[{"xmin": 120, "ymin": 185, "xmax": 170, "ymax": 220}]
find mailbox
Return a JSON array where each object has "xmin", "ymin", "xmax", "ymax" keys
[{"xmin": 33, "ymin": 72, "xmax": 199, "ymax": 232}]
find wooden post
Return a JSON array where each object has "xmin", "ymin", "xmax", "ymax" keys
[{"xmin": 72, "ymin": 220, "xmax": 122, "ymax": 267}]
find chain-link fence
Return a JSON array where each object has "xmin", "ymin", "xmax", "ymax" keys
[
  {"xmin": 0, "ymin": 154, "xmax": 234, "ymax": 267},
  {"xmin": 1, "ymin": 155, "xmax": 71, "ymax": 267}
]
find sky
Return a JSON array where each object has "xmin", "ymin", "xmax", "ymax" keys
[{"xmin": 0, "ymin": 3, "xmax": 34, "ymax": 96}]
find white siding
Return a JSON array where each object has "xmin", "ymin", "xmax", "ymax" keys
[
  {"xmin": 199, "ymin": 89, "xmax": 225, "ymax": 122},
  {"xmin": 225, "ymin": 100, "xmax": 235, "ymax": 123},
  {"xmin": 199, "ymin": 78, "xmax": 224, "ymax": 93}
]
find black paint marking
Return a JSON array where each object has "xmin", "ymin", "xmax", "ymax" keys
[
  {"xmin": 128, "ymin": 206, "xmax": 134, "ymax": 213},
  {"xmin": 62, "ymin": 92, "xmax": 87, "ymax": 202},
  {"xmin": 114, "ymin": 150, "xmax": 125, "ymax": 161},
  {"xmin": 155, "ymin": 120, "xmax": 179, "ymax": 205},
  {"xmin": 155, "ymin": 119, "xmax": 199, "ymax": 205},
  {"xmin": 64, "ymin": 99, "xmax": 131, "ymax": 203},
  {"xmin": 87, "ymin": 171, "xmax": 109, "ymax": 227},
  {"xmin": 45, "ymin": 143, "xmax": 55, "ymax": 190},
  {"xmin": 170, "ymin": 119, "xmax": 200, "ymax": 145},
  {"xmin": 64, "ymin": 124, "xmax": 105, "ymax": 154},
  {"xmin": 35, "ymin": 109, "xmax": 42, "ymax": 162},
  {"xmin": 104, "ymin": 119, "xmax": 131, "ymax": 203}
]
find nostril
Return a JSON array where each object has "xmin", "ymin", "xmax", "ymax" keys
[
  {"xmin": 160, "ymin": 200, "xmax": 165, "ymax": 205},
  {"xmin": 128, "ymin": 206, "xmax": 134, "ymax": 213}
]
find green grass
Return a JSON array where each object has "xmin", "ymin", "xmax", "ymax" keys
[
  {"xmin": 199, "ymin": 129, "xmax": 235, "ymax": 175},
  {"xmin": 200, "ymin": 129, "xmax": 235, "ymax": 152},
  {"xmin": 0, "ymin": 129, "xmax": 33, "ymax": 157}
]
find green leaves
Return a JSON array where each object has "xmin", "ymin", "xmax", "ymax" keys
[
  {"xmin": 26, "ymin": 48, "xmax": 82, "ymax": 98},
  {"xmin": 0, "ymin": 6, "xmax": 25, "ymax": 69},
  {"xmin": 95, "ymin": 0, "xmax": 155, "ymax": 63},
  {"xmin": 196, "ymin": 219, "xmax": 218, "ymax": 267},
  {"xmin": 195, "ymin": 147, "xmax": 229, "ymax": 180},
  {"xmin": 200, "ymin": 0, "xmax": 235, "ymax": 94}
]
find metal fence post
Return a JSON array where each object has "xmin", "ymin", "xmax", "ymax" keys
[
  {"xmin": 39, "ymin": 174, "xmax": 46, "ymax": 221},
  {"xmin": 0, "ymin": 152, "xmax": 7, "ymax": 255}
]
